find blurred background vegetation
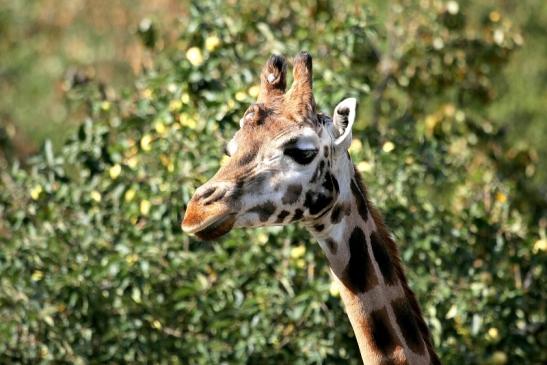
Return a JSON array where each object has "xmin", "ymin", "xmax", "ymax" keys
[{"xmin": 0, "ymin": 0, "xmax": 545, "ymax": 364}]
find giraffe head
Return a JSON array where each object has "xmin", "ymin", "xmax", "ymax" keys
[{"xmin": 182, "ymin": 52, "xmax": 357, "ymax": 240}]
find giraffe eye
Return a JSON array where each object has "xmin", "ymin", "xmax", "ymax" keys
[{"xmin": 284, "ymin": 147, "xmax": 318, "ymax": 165}]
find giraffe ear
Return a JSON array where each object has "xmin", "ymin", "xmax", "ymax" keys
[{"xmin": 333, "ymin": 98, "xmax": 357, "ymax": 151}]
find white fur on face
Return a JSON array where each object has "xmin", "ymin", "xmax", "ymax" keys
[
  {"xmin": 226, "ymin": 127, "xmax": 327, "ymax": 227},
  {"xmin": 226, "ymin": 138, "xmax": 238, "ymax": 156},
  {"xmin": 223, "ymin": 121, "xmax": 351, "ymax": 232}
]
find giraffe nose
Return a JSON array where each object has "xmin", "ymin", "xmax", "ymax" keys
[
  {"xmin": 181, "ymin": 181, "xmax": 235, "ymax": 234},
  {"xmin": 193, "ymin": 183, "xmax": 229, "ymax": 206}
]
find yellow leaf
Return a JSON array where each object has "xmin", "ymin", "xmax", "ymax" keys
[
  {"xmin": 382, "ymin": 141, "xmax": 395, "ymax": 153},
  {"xmin": 443, "ymin": 103, "xmax": 455, "ymax": 117},
  {"xmin": 124, "ymin": 189, "xmax": 136, "ymax": 202},
  {"xmin": 487, "ymin": 327, "xmax": 499, "ymax": 340},
  {"xmin": 290, "ymin": 245, "xmax": 306, "ymax": 259},
  {"xmin": 256, "ymin": 232, "xmax": 269, "ymax": 245},
  {"xmin": 349, "ymin": 139, "xmax": 362, "ymax": 154},
  {"xmin": 131, "ymin": 287, "xmax": 142, "ymax": 303},
  {"xmin": 489, "ymin": 10, "xmax": 501, "ymax": 23},
  {"xmin": 142, "ymin": 88, "xmax": 153, "ymax": 100},
  {"xmin": 445, "ymin": 304, "xmax": 458, "ymax": 319},
  {"xmin": 44, "ymin": 315, "xmax": 54, "ymax": 327},
  {"xmin": 109, "ymin": 164, "xmax": 122, "ymax": 180},
  {"xmin": 533, "ymin": 238, "xmax": 547, "ymax": 253},
  {"xmin": 179, "ymin": 114, "xmax": 197, "ymax": 129},
  {"xmin": 169, "ymin": 100, "xmax": 182, "ymax": 112},
  {"xmin": 248, "ymin": 85, "xmax": 260, "ymax": 98},
  {"xmin": 490, "ymin": 351, "xmax": 507, "ymax": 365},
  {"xmin": 126, "ymin": 253, "xmax": 139, "ymax": 265},
  {"xmin": 329, "ymin": 281, "xmax": 340, "ymax": 297},
  {"xmin": 160, "ymin": 154, "xmax": 170, "ymax": 167},
  {"xmin": 455, "ymin": 110, "xmax": 466, "ymax": 122},
  {"xmin": 495, "ymin": 192, "xmax": 507, "ymax": 203},
  {"xmin": 357, "ymin": 161, "xmax": 373, "ymax": 173},
  {"xmin": 446, "ymin": 1, "xmax": 459, "ymax": 15},
  {"xmin": 186, "ymin": 47, "xmax": 204, "ymax": 67},
  {"xmin": 126, "ymin": 156, "xmax": 139, "ymax": 169},
  {"xmin": 90, "ymin": 190, "xmax": 102, "ymax": 203},
  {"xmin": 160, "ymin": 155, "xmax": 175, "ymax": 172},
  {"xmin": 235, "ymin": 91, "xmax": 247, "ymax": 102},
  {"xmin": 205, "ymin": 35, "xmax": 221, "ymax": 51},
  {"xmin": 154, "ymin": 120, "xmax": 167, "ymax": 135},
  {"xmin": 39, "ymin": 346, "xmax": 49, "ymax": 358},
  {"xmin": 425, "ymin": 114, "xmax": 439, "ymax": 135},
  {"xmin": 180, "ymin": 93, "xmax": 190, "ymax": 104},
  {"xmin": 30, "ymin": 185, "xmax": 43, "ymax": 200},
  {"xmin": 140, "ymin": 134, "xmax": 152, "ymax": 151},
  {"xmin": 100, "ymin": 101, "xmax": 111, "ymax": 111},
  {"xmin": 167, "ymin": 83, "xmax": 177, "ymax": 93},
  {"xmin": 31, "ymin": 270, "xmax": 44, "ymax": 281},
  {"xmin": 140, "ymin": 200, "xmax": 151, "ymax": 216}
]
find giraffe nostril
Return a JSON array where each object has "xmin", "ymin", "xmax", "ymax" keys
[
  {"xmin": 194, "ymin": 183, "xmax": 231, "ymax": 206},
  {"xmin": 196, "ymin": 186, "xmax": 217, "ymax": 201},
  {"xmin": 203, "ymin": 187, "xmax": 228, "ymax": 206}
]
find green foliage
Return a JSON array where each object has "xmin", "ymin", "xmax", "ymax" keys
[{"xmin": 0, "ymin": 1, "xmax": 545, "ymax": 364}]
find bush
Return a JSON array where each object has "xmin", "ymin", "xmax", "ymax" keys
[{"xmin": 0, "ymin": 1, "xmax": 545, "ymax": 364}]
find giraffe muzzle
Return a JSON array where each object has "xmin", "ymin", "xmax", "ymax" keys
[
  {"xmin": 181, "ymin": 204, "xmax": 237, "ymax": 240},
  {"xmin": 184, "ymin": 213, "xmax": 236, "ymax": 241},
  {"xmin": 181, "ymin": 183, "xmax": 238, "ymax": 240}
]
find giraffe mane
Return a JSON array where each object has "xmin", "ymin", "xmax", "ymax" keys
[{"xmin": 353, "ymin": 166, "xmax": 441, "ymax": 364}]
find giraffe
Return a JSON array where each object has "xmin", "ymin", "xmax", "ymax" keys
[{"xmin": 181, "ymin": 52, "xmax": 441, "ymax": 365}]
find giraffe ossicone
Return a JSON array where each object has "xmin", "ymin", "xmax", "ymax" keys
[{"xmin": 181, "ymin": 52, "xmax": 441, "ymax": 365}]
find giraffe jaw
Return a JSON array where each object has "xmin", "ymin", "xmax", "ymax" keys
[{"xmin": 182, "ymin": 213, "xmax": 236, "ymax": 241}]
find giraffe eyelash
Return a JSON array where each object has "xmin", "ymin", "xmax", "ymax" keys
[{"xmin": 284, "ymin": 147, "xmax": 318, "ymax": 165}]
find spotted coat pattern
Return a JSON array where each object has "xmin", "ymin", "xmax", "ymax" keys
[{"xmin": 182, "ymin": 52, "xmax": 440, "ymax": 365}]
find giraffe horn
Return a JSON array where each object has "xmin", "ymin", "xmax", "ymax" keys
[
  {"xmin": 285, "ymin": 51, "xmax": 316, "ymax": 117},
  {"xmin": 257, "ymin": 54, "xmax": 287, "ymax": 104}
]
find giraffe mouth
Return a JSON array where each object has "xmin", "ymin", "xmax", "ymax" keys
[{"xmin": 186, "ymin": 214, "xmax": 237, "ymax": 241}]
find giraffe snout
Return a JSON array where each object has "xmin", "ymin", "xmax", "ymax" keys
[
  {"xmin": 194, "ymin": 184, "xmax": 228, "ymax": 206},
  {"xmin": 181, "ymin": 181, "xmax": 237, "ymax": 240}
]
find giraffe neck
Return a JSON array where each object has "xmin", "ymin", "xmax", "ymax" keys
[{"xmin": 306, "ymin": 165, "xmax": 440, "ymax": 365}]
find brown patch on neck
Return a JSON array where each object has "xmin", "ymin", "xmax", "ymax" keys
[
  {"xmin": 367, "ymin": 307, "xmax": 403, "ymax": 355},
  {"xmin": 342, "ymin": 226, "xmax": 379, "ymax": 293},
  {"xmin": 353, "ymin": 168, "xmax": 441, "ymax": 364},
  {"xmin": 337, "ymin": 280, "xmax": 406, "ymax": 365}
]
